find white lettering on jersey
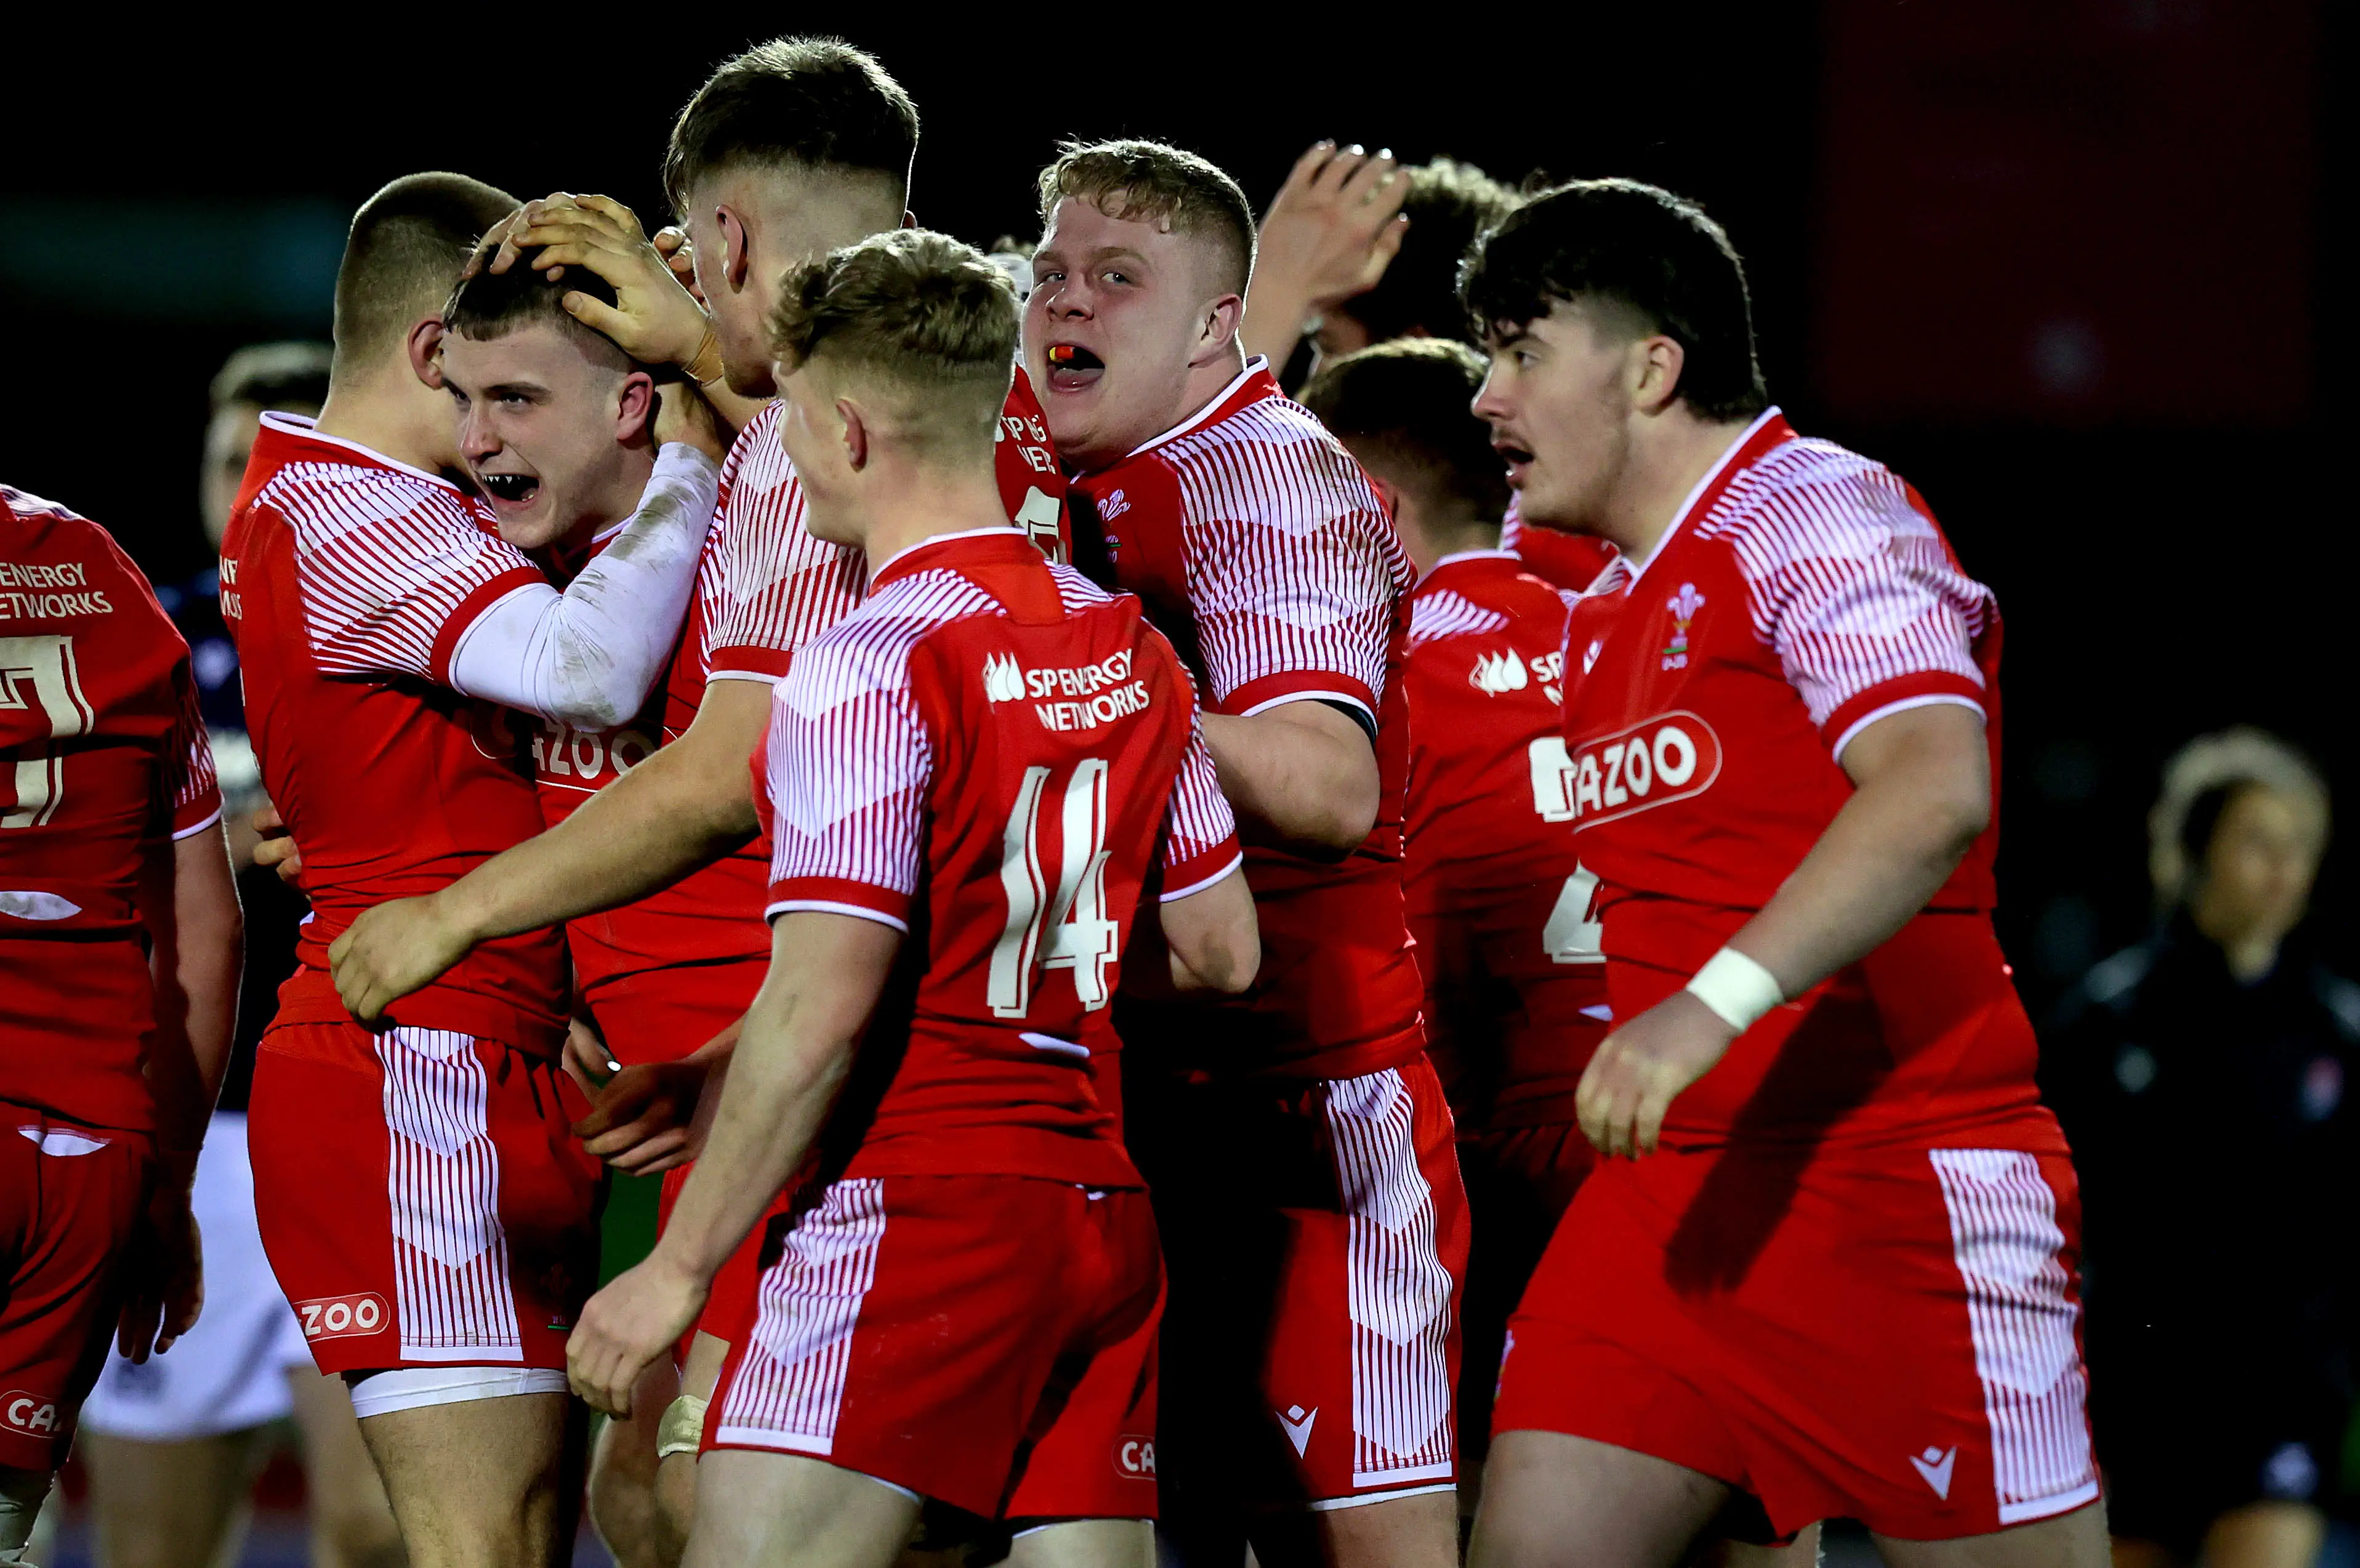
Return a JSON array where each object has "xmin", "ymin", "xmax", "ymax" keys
[{"xmin": 1565, "ymin": 711, "xmax": 1722, "ymax": 831}]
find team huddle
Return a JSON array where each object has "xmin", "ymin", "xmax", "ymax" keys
[{"xmin": 1, "ymin": 34, "xmax": 2105, "ymax": 1568}]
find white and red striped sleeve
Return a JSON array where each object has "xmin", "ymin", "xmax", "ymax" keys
[
  {"xmin": 163, "ymin": 662, "xmax": 222, "ymax": 839},
  {"xmin": 762, "ymin": 612, "xmax": 935, "ymax": 931},
  {"xmin": 268, "ymin": 465, "xmax": 543, "ymax": 684},
  {"xmin": 1159, "ymin": 705, "xmax": 1243, "ymax": 902},
  {"xmin": 1723, "ymin": 456, "xmax": 1994, "ymax": 760},
  {"xmin": 704, "ymin": 406, "xmax": 864, "ymax": 684},
  {"xmin": 1169, "ymin": 404, "xmax": 1406, "ymax": 723}
]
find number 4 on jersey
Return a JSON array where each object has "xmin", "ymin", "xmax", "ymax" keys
[{"xmin": 989, "ymin": 758, "xmax": 1119, "ymax": 1018}]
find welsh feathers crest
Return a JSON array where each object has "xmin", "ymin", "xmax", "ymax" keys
[
  {"xmin": 1467, "ymin": 649, "xmax": 1529, "ymax": 696},
  {"xmin": 982, "ymin": 651, "xmax": 1025, "ymax": 704},
  {"xmin": 1661, "ymin": 582, "xmax": 1706, "ymax": 670}
]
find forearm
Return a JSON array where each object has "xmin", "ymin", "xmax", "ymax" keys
[
  {"xmin": 1201, "ymin": 707, "xmax": 1378, "ymax": 855},
  {"xmin": 146, "ymin": 826, "xmax": 243, "ymax": 1162},
  {"xmin": 654, "ymin": 1018, "xmax": 847, "ymax": 1284},
  {"xmin": 439, "ymin": 739, "xmax": 755, "ymax": 944},
  {"xmin": 1239, "ymin": 278, "xmax": 1315, "ymax": 372},
  {"xmin": 1727, "ymin": 765, "xmax": 1983, "ymax": 999},
  {"xmin": 449, "ymin": 443, "xmax": 718, "ymax": 727}
]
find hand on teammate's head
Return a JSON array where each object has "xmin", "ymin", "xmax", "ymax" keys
[{"xmin": 472, "ymin": 193, "xmax": 714, "ymax": 372}]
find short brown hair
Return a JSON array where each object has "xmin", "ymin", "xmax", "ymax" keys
[
  {"xmin": 443, "ymin": 253, "xmax": 629, "ymax": 372},
  {"xmin": 770, "ymin": 229, "xmax": 1017, "ymax": 451},
  {"xmin": 1299, "ymin": 339, "xmax": 1507, "ymax": 524},
  {"xmin": 1338, "ymin": 159, "xmax": 1521, "ymax": 345},
  {"xmin": 1036, "ymin": 139, "xmax": 1255, "ymax": 296},
  {"xmin": 662, "ymin": 38, "xmax": 918, "ymax": 215},
  {"xmin": 334, "ymin": 172, "xmax": 518, "ymax": 374}
]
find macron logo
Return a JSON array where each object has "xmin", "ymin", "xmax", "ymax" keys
[
  {"xmin": 982, "ymin": 652, "xmax": 1026, "ymax": 704},
  {"xmin": 1909, "ymin": 1445, "xmax": 1957, "ymax": 1499},
  {"xmin": 1276, "ymin": 1404, "xmax": 1318, "ymax": 1457},
  {"xmin": 1468, "ymin": 649, "xmax": 1528, "ymax": 696}
]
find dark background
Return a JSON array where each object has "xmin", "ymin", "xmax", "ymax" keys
[{"xmin": 1, "ymin": 0, "xmax": 2337, "ymax": 1013}]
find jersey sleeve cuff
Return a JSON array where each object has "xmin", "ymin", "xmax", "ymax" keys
[
  {"xmin": 428, "ymin": 568, "xmax": 550, "ymax": 685},
  {"xmin": 1159, "ymin": 844, "xmax": 1244, "ymax": 903},
  {"xmin": 170, "ymin": 802, "xmax": 224, "ymax": 840},
  {"xmin": 1224, "ymin": 670, "xmax": 1379, "ymax": 727},
  {"xmin": 1824, "ymin": 675, "xmax": 1987, "ymax": 762},
  {"xmin": 707, "ymin": 645, "xmax": 796, "ymax": 685},
  {"xmin": 765, "ymin": 877, "xmax": 911, "ymax": 932}
]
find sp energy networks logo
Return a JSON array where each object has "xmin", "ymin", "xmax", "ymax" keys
[
  {"xmin": 1466, "ymin": 648, "xmax": 1529, "ymax": 695},
  {"xmin": 983, "ymin": 651, "xmax": 1027, "ymax": 704}
]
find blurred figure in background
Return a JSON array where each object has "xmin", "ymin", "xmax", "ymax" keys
[
  {"xmin": 2047, "ymin": 728, "xmax": 2359, "ymax": 1568},
  {"xmin": 76, "ymin": 342, "xmax": 403, "ymax": 1568}
]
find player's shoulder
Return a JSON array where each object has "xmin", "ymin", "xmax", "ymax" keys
[
  {"xmin": 791, "ymin": 560, "xmax": 1004, "ymax": 699},
  {"xmin": 251, "ymin": 441, "xmax": 487, "ymax": 556},
  {"xmin": 720, "ymin": 401, "xmax": 788, "ymax": 488},
  {"xmin": 1699, "ymin": 422, "xmax": 1935, "ymax": 561},
  {"xmin": 1410, "ymin": 556, "xmax": 1568, "ymax": 647},
  {"xmin": 1160, "ymin": 376, "xmax": 1385, "ymax": 525},
  {"xmin": 1, "ymin": 483, "xmax": 171, "ymax": 610}
]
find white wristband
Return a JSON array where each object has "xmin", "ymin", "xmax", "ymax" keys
[{"xmin": 1684, "ymin": 947, "xmax": 1784, "ymax": 1034}]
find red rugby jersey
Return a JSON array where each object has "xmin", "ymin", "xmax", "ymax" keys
[
  {"xmin": 1559, "ymin": 409, "xmax": 2052, "ymax": 1150},
  {"xmin": 1499, "ymin": 495, "xmax": 1615, "ymax": 593},
  {"xmin": 1072, "ymin": 360, "xmax": 1425, "ymax": 1082},
  {"xmin": 1403, "ymin": 551, "xmax": 1606, "ymax": 1132},
  {"xmin": 2, "ymin": 486, "xmax": 221, "ymax": 1132},
  {"xmin": 540, "ymin": 371, "xmax": 1073, "ymax": 1063},
  {"xmin": 755, "ymin": 528, "xmax": 1239, "ymax": 1184},
  {"xmin": 220, "ymin": 415, "xmax": 568, "ymax": 1054}
]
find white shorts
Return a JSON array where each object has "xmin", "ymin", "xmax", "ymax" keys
[{"xmin": 79, "ymin": 1113, "xmax": 313, "ymax": 1442}]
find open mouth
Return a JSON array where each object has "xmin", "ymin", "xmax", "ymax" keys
[
  {"xmin": 478, "ymin": 472, "xmax": 541, "ymax": 508},
  {"xmin": 1494, "ymin": 441, "xmax": 1534, "ymax": 482},
  {"xmin": 1044, "ymin": 342, "xmax": 1105, "ymax": 393}
]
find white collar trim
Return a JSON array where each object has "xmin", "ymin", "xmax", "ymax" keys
[
  {"xmin": 260, "ymin": 411, "xmax": 460, "ymax": 493},
  {"xmin": 871, "ymin": 525, "xmax": 1025, "ymax": 580},
  {"xmin": 1625, "ymin": 406, "xmax": 1781, "ymax": 587},
  {"xmin": 1123, "ymin": 356, "xmax": 1270, "ymax": 460}
]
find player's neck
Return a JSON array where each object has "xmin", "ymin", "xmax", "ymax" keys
[
  {"xmin": 574, "ymin": 447, "xmax": 661, "ymax": 547},
  {"xmin": 856, "ymin": 462, "xmax": 1015, "ymax": 576},
  {"xmin": 1601, "ymin": 408, "xmax": 1754, "ymax": 565},
  {"xmin": 1159, "ymin": 344, "xmax": 1250, "ymax": 446},
  {"xmin": 314, "ymin": 366, "xmax": 459, "ymax": 477},
  {"xmin": 1399, "ymin": 503, "xmax": 1500, "ymax": 578}
]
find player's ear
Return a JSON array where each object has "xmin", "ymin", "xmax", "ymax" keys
[
  {"xmin": 407, "ymin": 318, "xmax": 448, "ymax": 392},
  {"xmin": 1631, "ymin": 334, "xmax": 1685, "ymax": 415},
  {"xmin": 615, "ymin": 371, "xmax": 656, "ymax": 444},
  {"xmin": 837, "ymin": 398, "xmax": 871, "ymax": 472},
  {"xmin": 1191, "ymin": 292, "xmax": 1246, "ymax": 369},
  {"xmin": 716, "ymin": 206, "xmax": 753, "ymax": 292}
]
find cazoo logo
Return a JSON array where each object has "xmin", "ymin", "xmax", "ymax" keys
[
  {"xmin": 4, "ymin": 1390, "xmax": 58, "ymax": 1436},
  {"xmin": 1113, "ymin": 1435, "xmax": 1158, "ymax": 1479},
  {"xmin": 296, "ymin": 1292, "xmax": 391, "ymax": 1342},
  {"xmin": 1531, "ymin": 711, "xmax": 1722, "ymax": 829}
]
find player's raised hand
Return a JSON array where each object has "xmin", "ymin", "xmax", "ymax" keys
[
  {"xmin": 1240, "ymin": 142, "xmax": 1411, "ymax": 366},
  {"xmin": 250, "ymin": 803, "xmax": 303, "ymax": 885},
  {"xmin": 328, "ymin": 893, "xmax": 476, "ymax": 1023},
  {"xmin": 1266, "ymin": 143, "xmax": 1412, "ymax": 306},
  {"xmin": 1574, "ymin": 991, "xmax": 1738, "ymax": 1158},
  {"xmin": 573, "ymin": 1059, "xmax": 709, "ymax": 1174},
  {"xmin": 568, "ymin": 1252, "xmax": 706, "ymax": 1417}
]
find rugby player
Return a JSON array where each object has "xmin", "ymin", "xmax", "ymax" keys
[
  {"xmin": 1462, "ymin": 179, "xmax": 2101, "ymax": 1568},
  {"xmin": 567, "ymin": 225, "xmax": 1257, "ymax": 1568},
  {"xmin": 220, "ymin": 171, "xmax": 718, "ymax": 1568},
  {"xmin": 1029, "ymin": 140, "xmax": 1464, "ymax": 1568}
]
